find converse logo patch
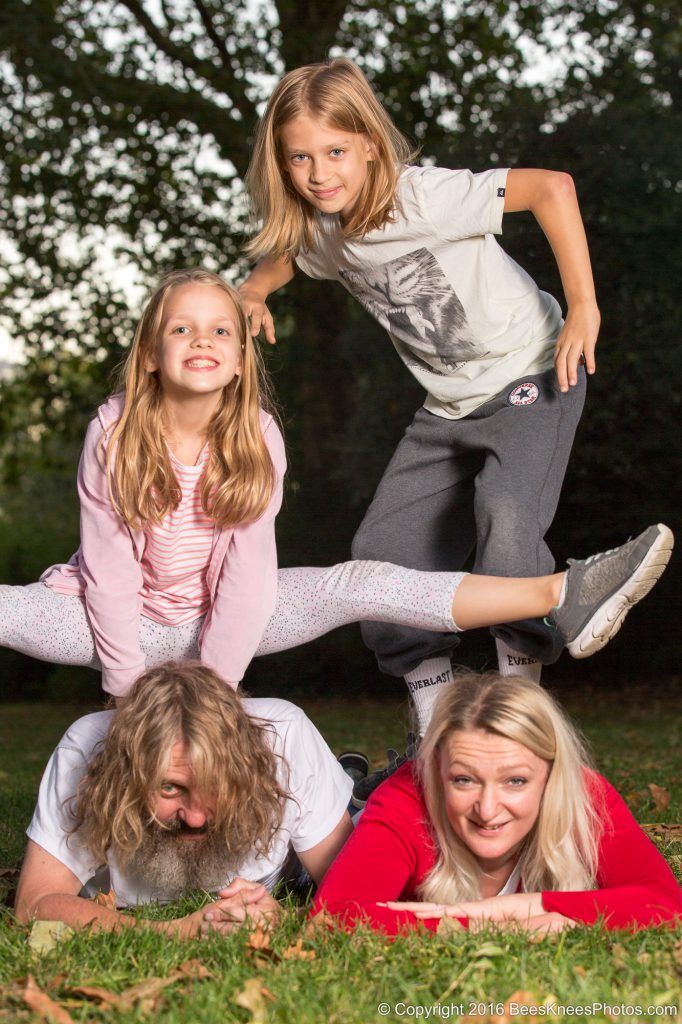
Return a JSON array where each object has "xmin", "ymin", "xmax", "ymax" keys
[{"xmin": 508, "ymin": 382, "xmax": 539, "ymax": 406}]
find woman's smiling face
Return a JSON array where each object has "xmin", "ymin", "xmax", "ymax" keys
[{"xmin": 439, "ymin": 728, "xmax": 550, "ymax": 873}]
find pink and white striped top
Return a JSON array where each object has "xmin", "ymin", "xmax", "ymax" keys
[{"xmin": 140, "ymin": 446, "xmax": 215, "ymax": 625}]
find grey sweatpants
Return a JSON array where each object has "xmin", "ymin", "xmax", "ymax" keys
[{"xmin": 352, "ymin": 366, "xmax": 586, "ymax": 675}]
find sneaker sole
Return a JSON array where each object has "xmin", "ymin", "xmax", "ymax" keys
[{"xmin": 568, "ymin": 524, "xmax": 674, "ymax": 658}]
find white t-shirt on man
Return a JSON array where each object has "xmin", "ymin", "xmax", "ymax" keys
[
  {"xmin": 27, "ymin": 698, "xmax": 352, "ymax": 907},
  {"xmin": 295, "ymin": 165, "xmax": 562, "ymax": 419}
]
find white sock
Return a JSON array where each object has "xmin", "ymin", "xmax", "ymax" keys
[
  {"xmin": 404, "ymin": 656, "xmax": 453, "ymax": 735},
  {"xmin": 555, "ymin": 572, "xmax": 568, "ymax": 608},
  {"xmin": 495, "ymin": 638, "xmax": 542, "ymax": 683}
]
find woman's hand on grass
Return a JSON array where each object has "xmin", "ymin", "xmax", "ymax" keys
[{"xmin": 383, "ymin": 892, "xmax": 544, "ymax": 922}]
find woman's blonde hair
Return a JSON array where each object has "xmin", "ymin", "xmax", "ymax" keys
[
  {"xmin": 417, "ymin": 672, "xmax": 602, "ymax": 903},
  {"xmin": 245, "ymin": 57, "xmax": 416, "ymax": 261},
  {"xmin": 107, "ymin": 268, "xmax": 276, "ymax": 529},
  {"xmin": 70, "ymin": 662, "xmax": 289, "ymax": 868}
]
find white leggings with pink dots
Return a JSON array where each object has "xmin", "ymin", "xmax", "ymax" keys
[{"xmin": 0, "ymin": 561, "xmax": 465, "ymax": 679}]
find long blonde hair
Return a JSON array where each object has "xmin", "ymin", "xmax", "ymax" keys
[
  {"xmin": 107, "ymin": 268, "xmax": 276, "ymax": 529},
  {"xmin": 245, "ymin": 57, "xmax": 416, "ymax": 261},
  {"xmin": 417, "ymin": 672, "xmax": 602, "ymax": 903},
  {"xmin": 70, "ymin": 662, "xmax": 289, "ymax": 868}
]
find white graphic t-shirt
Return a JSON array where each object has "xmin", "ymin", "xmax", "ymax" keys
[
  {"xmin": 27, "ymin": 699, "xmax": 352, "ymax": 906},
  {"xmin": 295, "ymin": 165, "xmax": 561, "ymax": 419}
]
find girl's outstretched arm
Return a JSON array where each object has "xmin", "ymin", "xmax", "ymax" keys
[
  {"xmin": 504, "ymin": 169, "xmax": 601, "ymax": 393},
  {"xmin": 239, "ymin": 255, "xmax": 295, "ymax": 344}
]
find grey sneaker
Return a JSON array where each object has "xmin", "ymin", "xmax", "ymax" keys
[
  {"xmin": 338, "ymin": 751, "xmax": 369, "ymax": 785},
  {"xmin": 548, "ymin": 524, "xmax": 674, "ymax": 658},
  {"xmin": 351, "ymin": 733, "xmax": 420, "ymax": 810}
]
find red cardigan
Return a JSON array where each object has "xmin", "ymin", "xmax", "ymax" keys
[{"xmin": 312, "ymin": 763, "xmax": 681, "ymax": 934}]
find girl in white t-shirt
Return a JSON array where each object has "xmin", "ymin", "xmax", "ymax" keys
[
  {"xmin": 239, "ymin": 57, "xmax": 604, "ymax": 735},
  {"xmin": 0, "ymin": 268, "xmax": 671, "ymax": 699}
]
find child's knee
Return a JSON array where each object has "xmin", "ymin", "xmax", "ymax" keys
[{"xmin": 475, "ymin": 496, "xmax": 549, "ymax": 575}]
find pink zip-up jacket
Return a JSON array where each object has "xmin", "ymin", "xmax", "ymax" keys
[{"xmin": 40, "ymin": 394, "xmax": 286, "ymax": 696}]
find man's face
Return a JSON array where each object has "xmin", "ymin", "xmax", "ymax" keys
[
  {"xmin": 126, "ymin": 741, "xmax": 234, "ymax": 898},
  {"xmin": 150, "ymin": 740, "xmax": 215, "ymax": 835}
]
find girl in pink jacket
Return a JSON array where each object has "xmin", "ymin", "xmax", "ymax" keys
[{"xmin": 0, "ymin": 269, "xmax": 672, "ymax": 697}]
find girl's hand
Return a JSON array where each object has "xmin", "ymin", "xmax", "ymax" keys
[
  {"xmin": 238, "ymin": 288, "xmax": 277, "ymax": 345},
  {"xmin": 383, "ymin": 892, "xmax": 544, "ymax": 922},
  {"xmin": 553, "ymin": 300, "xmax": 601, "ymax": 392}
]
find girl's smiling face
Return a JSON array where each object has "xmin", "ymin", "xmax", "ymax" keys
[
  {"xmin": 279, "ymin": 114, "xmax": 374, "ymax": 220},
  {"xmin": 439, "ymin": 729, "xmax": 550, "ymax": 873},
  {"xmin": 147, "ymin": 283, "xmax": 243, "ymax": 401}
]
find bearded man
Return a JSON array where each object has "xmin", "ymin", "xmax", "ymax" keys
[{"xmin": 15, "ymin": 662, "xmax": 353, "ymax": 936}]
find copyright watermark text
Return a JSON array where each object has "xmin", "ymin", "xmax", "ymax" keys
[{"xmin": 376, "ymin": 1001, "xmax": 678, "ymax": 1019}]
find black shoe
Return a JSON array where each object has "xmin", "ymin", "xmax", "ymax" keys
[
  {"xmin": 351, "ymin": 733, "xmax": 419, "ymax": 810},
  {"xmin": 338, "ymin": 750, "xmax": 369, "ymax": 785}
]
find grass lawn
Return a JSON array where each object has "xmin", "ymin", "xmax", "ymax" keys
[{"xmin": 0, "ymin": 687, "xmax": 680, "ymax": 1022}]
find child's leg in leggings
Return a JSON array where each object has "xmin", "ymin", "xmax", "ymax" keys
[
  {"xmin": 255, "ymin": 562, "xmax": 466, "ymax": 656},
  {"xmin": 0, "ymin": 584, "xmax": 101, "ymax": 668},
  {"xmin": 0, "ymin": 584, "xmax": 201, "ymax": 669}
]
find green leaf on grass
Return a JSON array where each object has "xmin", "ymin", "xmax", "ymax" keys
[{"xmin": 28, "ymin": 920, "xmax": 75, "ymax": 955}]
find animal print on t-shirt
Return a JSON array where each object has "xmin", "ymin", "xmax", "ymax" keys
[{"xmin": 339, "ymin": 248, "xmax": 485, "ymax": 371}]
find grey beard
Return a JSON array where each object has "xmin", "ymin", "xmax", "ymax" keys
[{"xmin": 125, "ymin": 821, "xmax": 238, "ymax": 900}]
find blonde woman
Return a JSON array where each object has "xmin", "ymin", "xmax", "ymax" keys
[
  {"xmin": 313, "ymin": 673, "xmax": 682, "ymax": 933},
  {"xmin": 0, "ymin": 268, "xmax": 672, "ymax": 697}
]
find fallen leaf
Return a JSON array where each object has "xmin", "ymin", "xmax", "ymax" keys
[
  {"xmin": 28, "ymin": 920, "xmax": 75, "ymax": 955},
  {"xmin": 303, "ymin": 909, "xmax": 335, "ymax": 937},
  {"xmin": 637, "ymin": 952, "xmax": 651, "ymax": 965},
  {"xmin": 281, "ymin": 938, "xmax": 316, "ymax": 961},
  {"xmin": 573, "ymin": 965, "xmax": 587, "ymax": 977},
  {"xmin": 233, "ymin": 977, "xmax": 268, "ymax": 1024},
  {"xmin": 642, "ymin": 823, "xmax": 682, "ymax": 841},
  {"xmin": 475, "ymin": 942, "xmax": 506, "ymax": 957},
  {"xmin": 261, "ymin": 986, "xmax": 276, "ymax": 1003},
  {"xmin": 500, "ymin": 991, "xmax": 541, "ymax": 1023},
  {"xmin": 67, "ymin": 985, "xmax": 121, "ymax": 1010},
  {"xmin": 647, "ymin": 784, "xmax": 671, "ymax": 814},
  {"xmin": 247, "ymin": 925, "xmax": 272, "ymax": 950},
  {"xmin": 93, "ymin": 889, "xmax": 117, "ymax": 909},
  {"xmin": 22, "ymin": 975, "xmax": 74, "ymax": 1024},
  {"xmin": 177, "ymin": 958, "xmax": 213, "ymax": 980},
  {"xmin": 117, "ymin": 974, "xmax": 182, "ymax": 1010}
]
